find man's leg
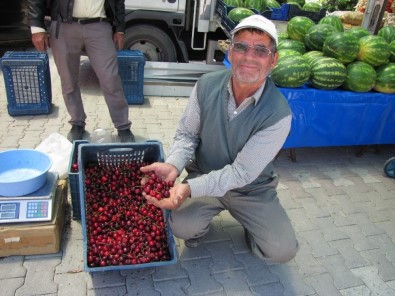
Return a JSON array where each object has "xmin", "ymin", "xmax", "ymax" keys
[
  {"xmin": 81, "ymin": 22, "xmax": 131, "ymax": 131},
  {"xmin": 168, "ymin": 196, "xmax": 225, "ymax": 242},
  {"xmin": 222, "ymin": 185, "xmax": 299, "ymax": 263},
  {"xmin": 49, "ymin": 22, "xmax": 86, "ymax": 127}
]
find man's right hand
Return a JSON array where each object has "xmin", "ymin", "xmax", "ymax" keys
[{"xmin": 32, "ymin": 32, "xmax": 50, "ymax": 52}]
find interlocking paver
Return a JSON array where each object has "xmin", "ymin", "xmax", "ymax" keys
[
  {"xmin": 339, "ymin": 225, "xmax": 379, "ymax": 251},
  {"xmin": 123, "ymin": 269, "xmax": 159, "ymax": 296},
  {"xmin": 154, "ymin": 277, "xmax": 191, "ymax": 296},
  {"xmin": 366, "ymin": 234, "xmax": 395, "ymax": 263},
  {"xmin": 55, "ymin": 228, "xmax": 84, "ymax": 273},
  {"xmin": 329, "ymin": 239, "xmax": 370, "ymax": 269},
  {"xmin": 215, "ymin": 270, "xmax": 254, "ymax": 296},
  {"xmin": 340, "ymin": 284, "xmax": 371, "ymax": 296},
  {"xmin": 360, "ymin": 249, "xmax": 395, "ymax": 281},
  {"xmin": 181, "ymin": 258, "xmax": 224, "ymax": 295},
  {"xmin": 317, "ymin": 254, "xmax": 363, "ymax": 289},
  {"xmin": 298, "ymin": 230, "xmax": 339, "ymax": 258},
  {"xmin": 205, "ymin": 241, "xmax": 244, "ymax": 273},
  {"xmin": 351, "ymin": 265, "xmax": 395, "ymax": 296},
  {"xmin": 235, "ymin": 252, "xmax": 279, "ymax": 285},
  {"xmin": 54, "ymin": 272, "xmax": 89, "ymax": 296},
  {"xmin": 87, "ymin": 286, "xmax": 127, "ymax": 296},
  {"xmin": 1, "ymin": 278, "xmax": 24, "ymax": 296},
  {"xmin": 224, "ymin": 225, "xmax": 250, "ymax": 254},
  {"xmin": 294, "ymin": 237, "xmax": 328, "ymax": 277},
  {"xmin": 296, "ymin": 197, "xmax": 331, "ymax": 218},
  {"xmin": 312, "ymin": 216, "xmax": 349, "ymax": 242},
  {"xmin": 0, "ymin": 256, "xmax": 26, "ymax": 279},
  {"xmin": 269, "ymin": 263, "xmax": 316, "ymax": 296},
  {"xmin": 152, "ymin": 262, "xmax": 188, "ymax": 281},
  {"xmin": 88, "ymin": 270, "xmax": 125, "ymax": 289},
  {"xmin": 304, "ymin": 272, "xmax": 342, "ymax": 296},
  {"xmin": 16, "ymin": 256, "xmax": 61, "ymax": 296},
  {"xmin": 286, "ymin": 208, "xmax": 319, "ymax": 232}
]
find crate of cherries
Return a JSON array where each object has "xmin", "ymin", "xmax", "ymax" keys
[{"xmin": 77, "ymin": 142, "xmax": 178, "ymax": 272}]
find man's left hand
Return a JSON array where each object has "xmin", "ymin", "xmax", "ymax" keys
[
  {"xmin": 113, "ymin": 32, "xmax": 124, "ymax": 50},
  {"xmin": 144, "ymin": 183, "xmax": 191, "ymax": 210}
]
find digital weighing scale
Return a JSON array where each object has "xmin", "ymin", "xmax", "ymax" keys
[{"xmin": 0, "ymin": 172, "xmax": 58, "ymax": 223}]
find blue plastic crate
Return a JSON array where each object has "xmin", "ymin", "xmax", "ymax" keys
[
  {"xmin": 77, "ymin": 141, "xmax": 177, "ymax": 272},
  {"xmin": 117, "ymin": 50, "xmax": 145, "ymax": 105},
  {"xmin": 288, "ymin": 5, "xmax": 327, "ymax": 23},
  {"xmin": 262, "ymin": 4, "xmax": 291, "ymax": 21},
  {"xmin": 1, "ymin": 51, "xmax": 52, "ymax": 116},
  {"xmin": 68, "ymin": 140, "xmax": 89, "ymax": 220}
]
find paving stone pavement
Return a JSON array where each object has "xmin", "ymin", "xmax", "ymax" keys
[{"xmin": 1, "ymin": 49, "xmax": 395, "ymax": 296}]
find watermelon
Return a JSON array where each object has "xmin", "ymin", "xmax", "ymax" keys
[
  {"xmin": 345, "ymin": 27, "xmax": 370, "ymax": 40},
  {"xmin": 323, "ymin": 32, "xmax": 360, "ymax": 64},
  {"xmin": 302, "ymin": 2, "xmax": 322, "ymax": 12},
  {"xmin": 342, "ymin": 61, "xmax": 377, "ymax": 92},
  {"xmin": 356, "ymin": 35, "xmax": 391, "ymax": 67},
  {"xmin": 271, "ymin": 55, "xmax": 311, "ymax": 87},
  {"xmin": 228, "ymin": 7, "xmax": 256, "ymax": 23},
  {"xmin": 304, "ymin": 24, "xmax": 338, "ymax": 51},
  {"xmin": 244, "ymin": 0, "xmax": 267, "ymax": 11},
  {"xmin": 374, "ymin": 63, "xmax": 395, "ymax": 94},
  {"xmin": 287, "ymin": 1, "xmax": 303, "ymax": 8},
  {"xmin": 224, "ymin": 0, "xmax": 244, "ymax": 6},
  {"xmin": 287, "ymin": 16, "xmax": 316, "ymax": 42},
  {"xmin": 267, "ymin": 0, "xmax": 281, "ymax": 8},
  {"xmin": 278, "ymin": 49, "xmax": 302, "ymax": 60},
  {"xmin": 318, "ymin": 15, "xmax": 344, "ymax": 32},
  {"xmin": 377, "ymin": 25, "xmax": 395, "ymax": 43},
  {"xmin": 309, "ymin": 56, "xmax": 347, "ymax": 90},
  {"xmin": 390, "ymin": 40, "xmax": 395, "ymax": 62},
  {"xmin": 278, "ymin": 32, "xmax": 289, "ymax": 41},
  {"xmin": 303, "ymin": 50, "xmax": 324, "ymax": 66},
  {"xmin": 278, "ymin": 39, "xmax": 306, "ymax": 54}
]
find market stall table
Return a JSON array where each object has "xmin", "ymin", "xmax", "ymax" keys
[{"xmin": 280, "ymin": 85, "xmax": 395, "ymax": 161}]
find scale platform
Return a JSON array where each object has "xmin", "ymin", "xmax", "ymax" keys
[{"xmin": 0, "ymin": 172, "xmax": 58, "ymax": 223}]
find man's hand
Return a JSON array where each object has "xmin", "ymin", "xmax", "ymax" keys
[
  {"xmin": 144, "ymin": 183, "xmax": 191, "ymax": 210},
  {"xmin": 32, "ymin": 32, "xmax": 49, "ymax": 52},
  {"xmin": 140, "ymin": 162, "xmax": 179, "ymax": 183},
  {"xmin": 113, "ymin": 32, "xmax": 124, "ymax": 50}
]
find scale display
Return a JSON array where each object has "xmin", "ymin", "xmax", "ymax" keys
[{"xmin": 0, "ymin": 172, "xmax": 58, "ymax": 223}]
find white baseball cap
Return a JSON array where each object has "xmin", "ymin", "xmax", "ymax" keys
[{"xmin": 230, "ymin": 14, "xmax": 278, "ymax": 46}]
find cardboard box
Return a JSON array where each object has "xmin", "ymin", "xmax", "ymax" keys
[{"xmin": 0, "ymin": 181, "xmax": 67, "ymax": 257}]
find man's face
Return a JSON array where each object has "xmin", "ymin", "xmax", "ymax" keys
[{"xmin": 228, "ymin": 30, "xmax": 278, "ymax": 85}]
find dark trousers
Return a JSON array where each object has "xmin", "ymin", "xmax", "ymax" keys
[{"xmin": 49, "ymin": 21, "xmax": 131, "ymax": 130}]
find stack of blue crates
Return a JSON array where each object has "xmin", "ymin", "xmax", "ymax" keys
[
  {"xmin": 117, "ymin": 50, "xmax": 145, "ymax": 105},
  {"xmin": 1, "ymin": 51, "xmax": 52, "ymax": 116}
]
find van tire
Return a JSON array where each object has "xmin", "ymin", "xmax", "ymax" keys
[{"xmin": 124, "ymin": 24, "xmax": 177, "ymax": 62}]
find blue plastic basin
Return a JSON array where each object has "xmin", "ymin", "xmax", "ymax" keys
[{"xmin": 0, "ymin": 149, "xmax": 52, "ymax": 197}]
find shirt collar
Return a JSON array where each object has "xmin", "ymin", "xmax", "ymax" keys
[{"xmin": 227, "ymin": 79, "xmax": 266, "ymax": 106}]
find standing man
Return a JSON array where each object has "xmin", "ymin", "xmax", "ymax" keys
[
  {"xmin": 28, "ymin": 0, "xmax": 135, "ymax": 143},
  {"xmin": 141, "ymin": 15, "xmax": 299, "ymax": 263}
]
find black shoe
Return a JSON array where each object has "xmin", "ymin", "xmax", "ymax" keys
[
  {"xmin": 118, "ymin": 129, "xmax": 135, "ymax": 143},
  {"xmin": 67, "ymin": 125, "xmax": 85, "ymax": 142},
  {"xmin": 184, "ymin": 237, "xmax": 203, "ymax": 248}
]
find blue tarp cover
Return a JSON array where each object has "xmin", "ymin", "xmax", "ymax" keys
[{"xmin": 281, "ymin": 85, "xmax": 395, "ymax": 148}]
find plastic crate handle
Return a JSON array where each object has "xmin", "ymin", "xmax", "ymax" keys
[{"xmin": 108, "ymin": 148, "xmax": 134, "ymax": 153}]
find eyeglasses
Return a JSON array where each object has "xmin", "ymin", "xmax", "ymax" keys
[{"xmin": 231, "ymin": 42, "xmax": 272, "ymax": 58}]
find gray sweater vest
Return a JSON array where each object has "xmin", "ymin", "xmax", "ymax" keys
[{"xmin": 195, "ymin": 69, "xmax": 291, "ymax": 193}]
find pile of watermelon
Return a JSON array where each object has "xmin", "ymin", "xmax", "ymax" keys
[{"xmin": 271, "ymin": 15, "xmax": 395, "ymax": 93}]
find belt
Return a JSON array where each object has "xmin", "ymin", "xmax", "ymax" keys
[{"xmin": 72, "ymin": 17, "xmax": 109, "ymax": 25}]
